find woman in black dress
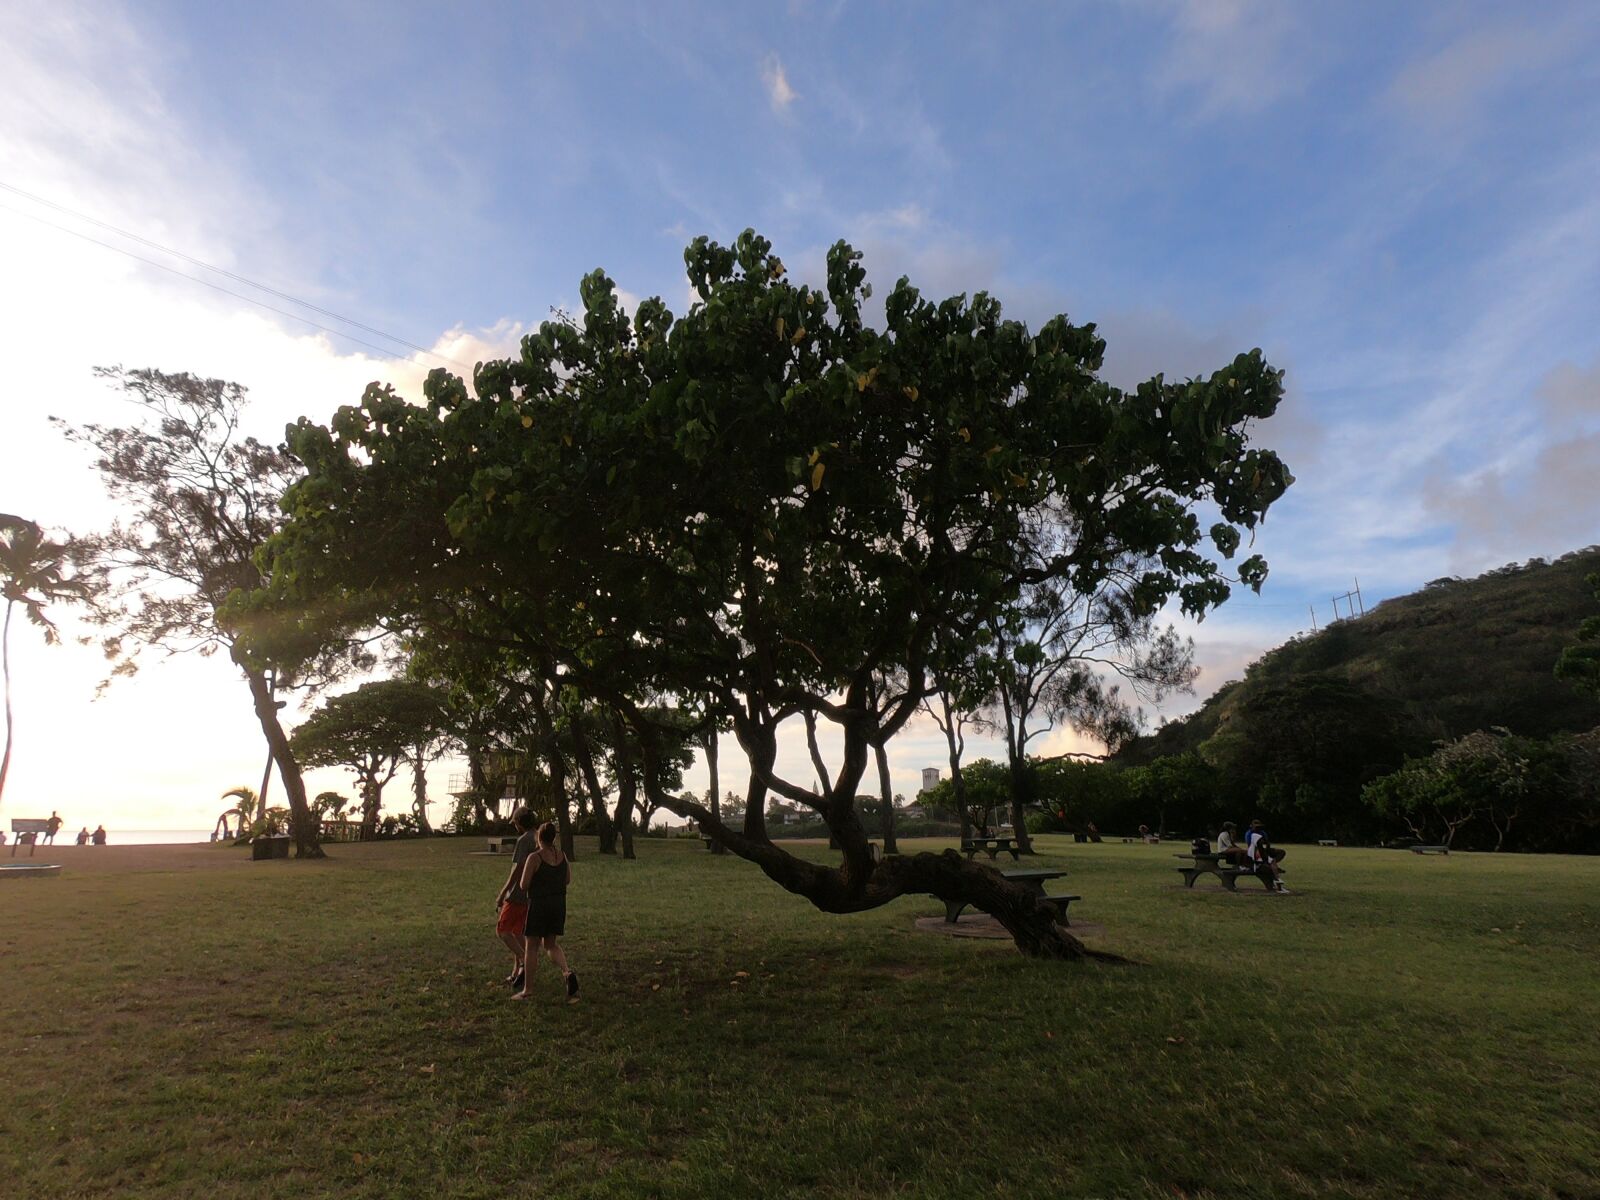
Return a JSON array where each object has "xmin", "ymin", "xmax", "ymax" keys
[{"xmin": 511, "ymin": 822, "xmax": 579, "ymax": 1003}]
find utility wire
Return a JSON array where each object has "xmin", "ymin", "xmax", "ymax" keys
[{"xmin": 0, "ymin": 180, "xmax": 471, "ymax": 369}]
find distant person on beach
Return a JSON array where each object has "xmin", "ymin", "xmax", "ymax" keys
[
  {"xmin": 512, "ymin": 822, "xmax": 579, "ymax": 1004},
  {"xmin": 91, "ymin": 825, "xmax": 107, "ymax": 845},
  {"xmin": 75, "ymin": 827, "xmax": 89, "ymax": 845},
  {"xmin": 493, "ymin": 808, "xmax": 539, "ymax": 991},
  {"xmin": 45, "ymin": 812, "xmax": 63, "ymax": 844}
]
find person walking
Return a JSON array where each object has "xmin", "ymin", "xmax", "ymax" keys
[
  {"xmin": 511, "ymin": 822, "xmax": 579, "ymax": 1003},
  {"xmin": 45, "ymin": 812, "xmax": 63, "ymax": 844},
  {"xmin": 492, "ymin": 808, "xmax": 539, "ymax": 989}
]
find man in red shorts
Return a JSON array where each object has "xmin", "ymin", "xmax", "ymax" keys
[{"xmin": 493, "ymin": 808, "xmax": 538, "ymax": 989}]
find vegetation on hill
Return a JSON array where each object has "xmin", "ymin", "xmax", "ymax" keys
[
  {"xmin": 1077, "ymin": 548, "xmax": 1600, "ymax": 850},
  {"xmin": 1122, "ymin": 547, "xmax": 1600, "ymax": 768}
]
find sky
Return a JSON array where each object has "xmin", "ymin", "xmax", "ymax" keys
[{"xmin": 1, "ymin": 0, "xmax": 1598, "ymax": 833}]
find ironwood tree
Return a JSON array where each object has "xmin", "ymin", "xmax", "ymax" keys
[
  {"xmin": 979, "ymin": 535, "xmax": 1201, "ymax": 852},
  {"xmin": 58, "ymin": 369, "xmax": 368, "ymax": 857},
  {"xmin": 263, "ymin": 230, "xmax": 1292, "ymax": 959}
]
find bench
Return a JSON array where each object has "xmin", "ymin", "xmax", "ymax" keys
[
  {"xmin": 486, "ymin": 836, "xmax": 518, "ymax": 853},
  {"xmin": 1173, "ymin": 852, "xmax": 1283, "ymax": 892},
  {"xmin": 944, "ymin": 869, "xmax": 1080, "ymax": 926},
  {"xmin": 962, "ymin": 836, "xmax": 1022, "ymax": 862},
  {"xmin": 1317, "ymin": 839, "xmax": 1338, "ymax": 847},
  {"xmin": 9, "ymin": 818, "xmax": 49, "ymax": 858},
  {"xmin": 1410, "ymin": 845, "xmax": 1449, "ymax": 855}
]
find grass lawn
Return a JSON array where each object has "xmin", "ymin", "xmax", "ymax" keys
[{"xmin": 2, "ymin": 835, "xmax": 1598, "ymax": 1199}]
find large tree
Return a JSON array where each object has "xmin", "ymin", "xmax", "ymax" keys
[
  {"xmin": 264, "ymin": 231, "xmax": 1291, "ymax": 959},
  {"xmin": 0, "ymin": 515, "xmax": 84, "ymax": 812},
  {"xmin": 59, "ymin": 369, "xmax": 366, "ymax": 857}
]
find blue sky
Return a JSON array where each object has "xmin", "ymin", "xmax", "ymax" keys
[{"xmin": 1, "ymin": 0, "xmax": 1598, "ymax": 826}]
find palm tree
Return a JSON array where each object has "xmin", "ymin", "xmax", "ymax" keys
[
  {"xmin": 0, "ymin": 516, "xmax": 84, "ymax": 812},
  {"xmin": 220, "ymin": 785, "xmax": 259, "ymax": 835}
]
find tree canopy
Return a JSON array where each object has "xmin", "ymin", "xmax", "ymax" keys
[{"xmin": 261, "ymin": 230, "xmax": 1292, "ymax": 958}]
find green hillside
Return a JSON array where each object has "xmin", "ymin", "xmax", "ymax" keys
[{"xmin": 1120, "ymin": 545, "xmax": 1600, "ymax": 766}]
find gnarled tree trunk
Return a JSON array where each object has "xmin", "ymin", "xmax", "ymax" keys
[
  {"xmin": 610, "ymin": 714, "xmax": 639, "ymax": 860},
  {"xmin": 240, "ymin": 659, "xmax": 323, "ymax": 858}
]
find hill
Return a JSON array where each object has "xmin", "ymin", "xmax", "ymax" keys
[{"xmin": 1119, "ymin": 545, "xmax": 1600, "ymax": 766}]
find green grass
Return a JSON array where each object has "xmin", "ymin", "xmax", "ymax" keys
[{"xmin": 2, "ymin": 836, "xmax": 1598, "ymax": 1198}]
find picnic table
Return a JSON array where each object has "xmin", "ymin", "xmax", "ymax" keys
[
  {"xmin": 961, "ymin": 835, "xmax": 1022, "ymax": 862},
  {"xmin": 943, "ymin": 869, "xmax": 1080, "ymax": 925},
  {"xmin": 250, "ymin": 835, "xmax": 291, "ymax": 861},
  {"xmin": 8, "ymin": 818, "xmax": 49, "ymax": 857},
  {"xmin": 1410, "ymin": 844, "xmax": 1449, "ymax": 855},
  {"xmin": 486, "ymin": 835, "xmax": 519, "ymax": 853},
  {"xmin": 1173, "ymin": 851, "xmax": 1282, "ymax": 892}
]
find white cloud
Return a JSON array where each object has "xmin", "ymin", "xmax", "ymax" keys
[
  {"xmin": 1137, "ymin": 0, "xmax": 1307, "ymax": 117},
  {"xmin": 763, "ymin": 53, "xmax": 798, "ymax": 112},
  {"xmin": 1388, "ymin": 22, "xmax": 1566, "ymax": 131}
]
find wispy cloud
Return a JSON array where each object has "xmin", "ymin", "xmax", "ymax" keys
[
  {"xmin": 1137, "ymin": 0, "xmax": 1308, "ymax": 117},
  {"xmin": 762, "ymin": 53, "xmax": 798, "ymax": 112}
]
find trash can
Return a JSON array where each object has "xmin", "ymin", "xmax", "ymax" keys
[{"xmin": 251, "ymin": 835, "xmax": 291, "ymax": 861}]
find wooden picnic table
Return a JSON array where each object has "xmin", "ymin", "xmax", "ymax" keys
[
  {"xmin": 944, "ymin": 868, "xmax": 1080, "ymax": 925},
  {"xmin": 1173, "ymin": 852, "xmax": 1281, "ymax": 892},
  {"xmin": 1410, "ymin": 844, "xmax": 1449, "ymax": 855},
  {"xmin": 961, "ymin": 835, "xmax": 1022, "ymax": 862}
]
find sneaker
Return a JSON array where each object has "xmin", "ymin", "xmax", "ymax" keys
[
  {"xmin": 1275, "ymin": 886, "xmax": 1292, "ymax": 895},
  {"xmin": 565, "ymin": 970, "xmax": 580, "ymax": 1003}
]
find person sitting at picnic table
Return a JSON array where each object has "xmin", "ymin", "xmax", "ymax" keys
[
  {"xmin": 1216, "ymin": 822, "xmax": 1247, "ymax": 867},
  {"xmin": 75, "ymin": 827, "xmax": 89, "ymax": 845},
  {"xmin": 1246, "ymin": 819, "xmax": 1289, "ymax": 893}
]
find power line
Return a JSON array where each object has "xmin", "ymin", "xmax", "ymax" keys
[{"xmin": 0, "ymin": 181, "xmax": 471, "ymax": 369}]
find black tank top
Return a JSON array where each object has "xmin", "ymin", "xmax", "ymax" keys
[{"xmin": 525, "ymin": 850, "xmax": 567, "ymax": 900}]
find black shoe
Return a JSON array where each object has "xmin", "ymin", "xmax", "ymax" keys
[
  {"xmin": 508, "ymin": 970, "xmax": 525, "ymax": 990},
  {"xmin": 565, "ymin": 970, "xmax": 579, "ymax": 1002}
]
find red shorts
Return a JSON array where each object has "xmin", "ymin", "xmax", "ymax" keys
[{"xmin": 496, "ymin": 901, "xmax": 528, "ymax": 934}]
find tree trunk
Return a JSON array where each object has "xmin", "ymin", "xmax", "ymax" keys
[
  {"xmin": 874, "ymin": 737, "xmax": 898, "ymax": 855},
  {"xmin": 939, "ymin": 692, "xmax": 970, "ymax": 843},
  {"xmin": 0, "ymin": 600, "xmax": 14, "ymax": 812},
  {"xmin": 705, "ymin": 729, "xmax": 726, "ymax": 854},
  {"xmin": 529, "ymin": 685, "xmax": 576, "ymax": 859},
  {"xmin": 1007, "ymin": 751, "xmax": 1035, "ymax": 856},
  {"xmin": 360, "ymin": 778, "xmax": 382, "ymax": 840},
  {"xmin": 569, "ymin": 716, "xmax": 617, "ymax": 854},
  {"xmin": 742, "ymin": 729, "xmax": 774, "ymax": 844},
  {"xmin": 411, "ymin": 750, "xmax": 433, "ymax": 834},
  {"xmin": 611, "ymin": 713, "xmax": 638, "ymax": 860},
  {"xmin": 239, "ymin": 659, "xmax": 323, "ymax": 858},
  {"xmin": 467, "ymin": 744, "xmax": 489, "ymax": 828}
]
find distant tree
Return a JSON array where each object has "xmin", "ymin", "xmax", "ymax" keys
[
  {"xmin": 291, "ymin": 679, "xmax": 448, "ymax": 838},
  {"xmin": 1362, "ymin": 729, "xmax": 1529, "ymax": 850},
  {"xmin": 980, "ymin": 536, "xmax": 1199, "ymax": 852},
  {"xmin": 59, "ymin": 369, "xmax": 367, "ymax": 857},
  {"xmin": 1555, "ymin": 572, "xmax": 1600, "ymax": 699},
  {"xmin": 0, "ymin": 515, "xmax": 84, "ymax": 813}
]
